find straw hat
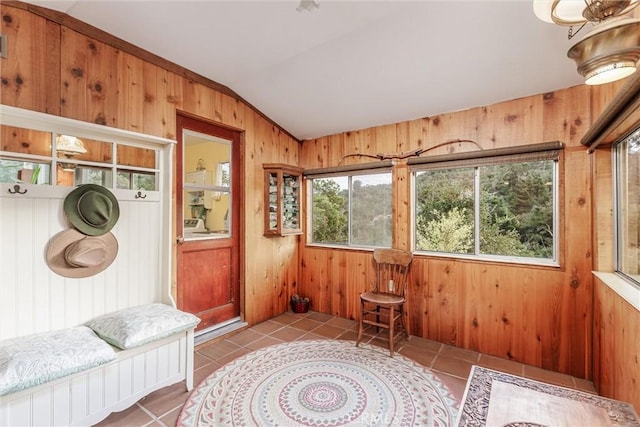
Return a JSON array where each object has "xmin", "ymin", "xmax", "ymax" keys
[
  {"xmin": 63, "ymin": 184, "xmax": 120, "ymax": 236},
  {"xmin": 46, "ymin": 229, "xmax": 118, "ymax": 278}
]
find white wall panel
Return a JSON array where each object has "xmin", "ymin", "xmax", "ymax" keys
[{"xmin": 0, "ymin": 185, "xmax": 163, "ymax": 340}]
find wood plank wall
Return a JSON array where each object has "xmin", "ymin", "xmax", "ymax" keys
[
  {"xmin": 299, "ymin": 82, "xmax": 629, "ymax": 380},
  {"xmin": 0, "ymin": 3, "xmax": 300, "ymax": 326},
  {"xmin": 593, "ymin": 277, "xmax": 640, "ymax": 413},
  {"xmin": 589, "ymin": 79, "xmax": 640, "ymax": 413},
  {"xmin": 3, "ymin": 2, "xmax": 638, "ymax": 396}
]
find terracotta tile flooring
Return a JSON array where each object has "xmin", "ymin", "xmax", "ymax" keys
[{"xmin": 97, "ymin": 311, "xmax": 596, "ymax": 426}]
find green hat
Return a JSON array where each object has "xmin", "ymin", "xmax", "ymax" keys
[{"xmin": 63, "ymin": 184, "xmax": 120, "ymax": 236}]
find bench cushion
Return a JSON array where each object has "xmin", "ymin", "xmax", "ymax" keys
[
  {"xmin": 85, "ymin": 303, "xmax": 200, "ymax": 350},
  {"xmin": 0, "ymin": 326, "xmax": 117, "ymax": 396}
]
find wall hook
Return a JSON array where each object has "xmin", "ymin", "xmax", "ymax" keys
[
  {"xmin": 135, "ymin": 191, "xmax": 147, "ymax": 199},
  {"xmin": 8, "ymin": 184, "xmax": 27, "ymax": 195}
]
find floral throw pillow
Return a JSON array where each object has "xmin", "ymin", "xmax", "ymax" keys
[
  {"xmin": 85, "ymin": 303, "xmax": 201, "ymax": 350},
  {"xmin": 0, "ymin": 326, "xmax": 117, "ymax": 396}
]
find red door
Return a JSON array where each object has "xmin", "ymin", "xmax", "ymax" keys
[{"xmin": 176, "ymin": 113, "xmax": 241, "ymax": 332}]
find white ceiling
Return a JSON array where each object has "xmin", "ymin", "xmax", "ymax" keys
[{"xmin": 26, "ymin": 0, "xmax": 585, "ymax": 140}]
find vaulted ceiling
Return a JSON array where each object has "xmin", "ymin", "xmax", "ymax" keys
[{"xmin": 26, "ymin": 0, "xmax": 585, "ymax": 140}]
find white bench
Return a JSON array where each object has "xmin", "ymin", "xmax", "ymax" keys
[{"xmin": 0, "ymin": 304, "xmax": 198, "ymax": 427}]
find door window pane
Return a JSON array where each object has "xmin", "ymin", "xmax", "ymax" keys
[{"xmin": 183, "ymin": 130, "xmax": 231, "ymax": 238}]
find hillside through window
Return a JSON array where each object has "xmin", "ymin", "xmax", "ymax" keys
[{"xmin": 413, "ymin": 154, "xmax": 558, "ymax": 264}]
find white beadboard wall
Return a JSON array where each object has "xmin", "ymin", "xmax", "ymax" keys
[
  {"xmin": 0, "ymin": 106, "xmax": 175, "ymax": 342},
  {"xmin": 0, "ymin": 185, "xmax": 165, "ymax": 340}
]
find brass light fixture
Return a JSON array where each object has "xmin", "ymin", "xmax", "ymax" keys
[
  {"xmin": 56, "ymin": 134, "xmax": 87, "ymax": 171},
  {"xmin": 534, "ymin": 0, "xmax": 640, "ymax": 85}
]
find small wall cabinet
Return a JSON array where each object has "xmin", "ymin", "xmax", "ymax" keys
[{"xmin": 263, "ymin": 163, "xmax": 303, "ymax": 236}]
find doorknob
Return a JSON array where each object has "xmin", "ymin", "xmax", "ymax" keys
[{"xmin": 176, "ymin": 236, "xmax": 184, "ymax": 244}]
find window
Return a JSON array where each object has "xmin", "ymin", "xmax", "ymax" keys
[
  {"xmin": 0, "ymin": 122, "xmax": 160, "ymax": 189},
  {"xmin": 309, "ymin": 171, "xmax": 392, "ymax": 248},
  {"xmin": 412, "ymin": 147, "xmax": 559, "ymax": 264},
  {"xmin": 615, "ymin": 126, "xmax": 640, "ymax": 286}
]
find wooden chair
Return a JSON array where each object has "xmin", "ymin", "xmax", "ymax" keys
[{"xmin": 356, "ymin": 248, "xmax": 413, "ymax": 356}]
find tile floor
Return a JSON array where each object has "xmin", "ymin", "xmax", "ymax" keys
[{"xmin": 97, "ymin": 311, "xmax": 596, "ymax": 426}]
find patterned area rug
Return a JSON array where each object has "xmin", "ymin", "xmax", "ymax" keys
[
  {"xmin": 177, "ymin": 339, "xmax": 458, "ymax": 426},
  {"xmin": 456, "ymin": 366, "xmax": 640, "ymax": 426}
]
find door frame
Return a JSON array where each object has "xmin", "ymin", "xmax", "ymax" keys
[{"xmin": 174, "ymin": 111, "xmax": 245, "ymax": 326}]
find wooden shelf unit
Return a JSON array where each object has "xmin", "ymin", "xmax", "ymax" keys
[{"xmin": 263, "ymin": 163, "xmax": 303, "ymax": 236}]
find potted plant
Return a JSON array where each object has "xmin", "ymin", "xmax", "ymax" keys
[{"xmin": 290, "ymin": 294, "xmax": 310, "ymax": 313}]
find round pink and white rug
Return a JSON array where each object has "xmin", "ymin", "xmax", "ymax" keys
[{"xmin": 177, "ymin": 339, "xmax": 458, "ymax": 426}]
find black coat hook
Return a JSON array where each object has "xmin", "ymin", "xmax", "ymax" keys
[
  {"xmin": 8, "ymin": 184, "xmax": 27, "ymax": 195},
  {"xmin": 135, "ymin": 191, "xmax": 147, "ymax": 199}
]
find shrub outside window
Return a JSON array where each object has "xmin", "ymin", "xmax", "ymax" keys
[
  {"xmin": 615, "ymin": 126, "xmax": 640, "ymax": 286},
  {"xmin": 413, "ymin": 151, "xmax": 558, "ymax": 264},
  {"xmin": 309, "ymin": 172, "xmax": 392, "ymax": 248}
]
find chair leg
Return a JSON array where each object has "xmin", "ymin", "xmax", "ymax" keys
[
  {"xmin": 389, "ymin": 305, "xmax": 395, "ymax": 357},
  {"xmin": 356, "ymin": 299, "xmax": 364, "ymax": 347},
  {"xmin": 400, "ymin": 305, "xmax": 408, "ymax": 340}
]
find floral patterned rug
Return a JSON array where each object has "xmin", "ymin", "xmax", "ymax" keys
[{"xmin": 177, "ymin": 339, "xmax": 458, "ymax": 426}]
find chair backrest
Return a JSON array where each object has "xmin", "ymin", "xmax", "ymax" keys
[{"xmin": 373, "ymin": 248, "xmax": 413, "ymax": 296}]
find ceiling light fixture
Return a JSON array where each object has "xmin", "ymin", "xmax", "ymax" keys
[
  {"xmin": 533, "ymin": 0, "xmax": 640, "ymax": 85},
  {"xmin": 56, "ymin": 134, "xmax": 87, "ymax": 158},
  {"xmin": 297, "ymin": 0, "xmax": 319, "ymax": 13}
]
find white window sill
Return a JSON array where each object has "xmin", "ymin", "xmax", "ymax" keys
[{"xmin": 593, "ymin": 271, "xmax": 640, "ymax": 312}]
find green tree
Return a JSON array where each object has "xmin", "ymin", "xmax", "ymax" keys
[
  {"xmin": 351, "ymin": 179, "xmax": 392, "ymax": 247},
  {"xmin": 312, "ymin": 178, "xmax": 348, "ymax": 244},
  {"xmin": 417, "ymin": 207, "xmax": 473, "ymax": 253}
]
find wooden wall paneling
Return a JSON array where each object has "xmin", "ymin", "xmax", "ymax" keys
[
  {"xmin": 141, "ymin": 62, "xmax": 163, "ymax": 138},
  {"xmin": 393, "ymin": 162, "xmax": 410, "ymax": 251},
  {"xmin": 475, "ymin": 94, "xmax": 545, "ymax": 151},
  {"xmin": 0, "ymin": 5, "xmax": 59, "ymax": 113},
  {"xmin": 519, "ymin": 268, "xmax": 544, "ymax": 368},
  {"xmin": 329, "ymin": 250, "xmax": 345, "ymax": 317},
  {"xmin": 394, "ymin": 123, "xmax": 410, "ymax": 250},
  {"xmin": 408, "ymin": 256, "xmax": 427, "ymax": 338},
  {"xmin": 342, "ymin": 129, "xmax": 369, "ymax": 166},
  {"xmin": 222, "ymin": 93, "xmax": 244, "ymax": 131},
  {"xmin": 244, "ymin": 115, "xmax": 271, "ymax": 324},
  {"xmin": 407, "ymin": 117, "xmax": 428, "ymax": 154},
  {"xmin": 538, "ymin": 84, "xmax": 593, "ymax": 378},
  {"xmin": 0, "ymin": 125, "xmax": 51, "ymax": 156},
  {"xmin": 116, "ymin": 51, "xmax": 144, "ymax": 133},
  {"xmin": 426, "ymin": 109, "xmax": 479, "ymax": 154},
  {"xmin": 299, "ymin": 84, "xmax": 599, "ymax": 377},
  {"xmin": 424, "ymin": 259, "xmax": 460, "ymax": 346},
  {"xmin": 141, "ymin": 62, "xmax": 182, "ymax": 139},
  {"xmin": 593, "ymin": 278, "xmax": 640, "ymax": 413},
  {"xmin": 559, "ymin": 145, "xmax": 593, "ymax": 379},
  {"xmin": 43, "ymin": 20, "xmax": 61, "ymax": 114},
  {"xmin": 300, "ymin": 248, "xmax": 329, "ymax": 313},
  {"xmin": 60, "ymin": 28, "xmax": 118, "ymax": 126},
  {"xmin": 458, "ymin": 262, "xmax": 477, "ymax": 351},
  {"xmin": 592, "ymin": 277, "xmax": 604, "ymax": 394}
]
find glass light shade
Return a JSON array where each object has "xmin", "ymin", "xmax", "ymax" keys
[
  {"xmin": 56, "ymin": 135, "xmax": 87, "ymax": 157},
  {"xmin": 584, "ymin": 61, "xmax": 637, "ymax": 84}
]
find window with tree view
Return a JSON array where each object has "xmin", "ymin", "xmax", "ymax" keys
[
  {"xmin": 615, "ymin": 126, "xmax": 640, "ymax": 286},
  {"xmin": 310, "ymin": 172, "xmax": 392, "ymax": 248},
  {"xmin": 413, "ymin": 153, "xmax": 557, "ymax": 263}
]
